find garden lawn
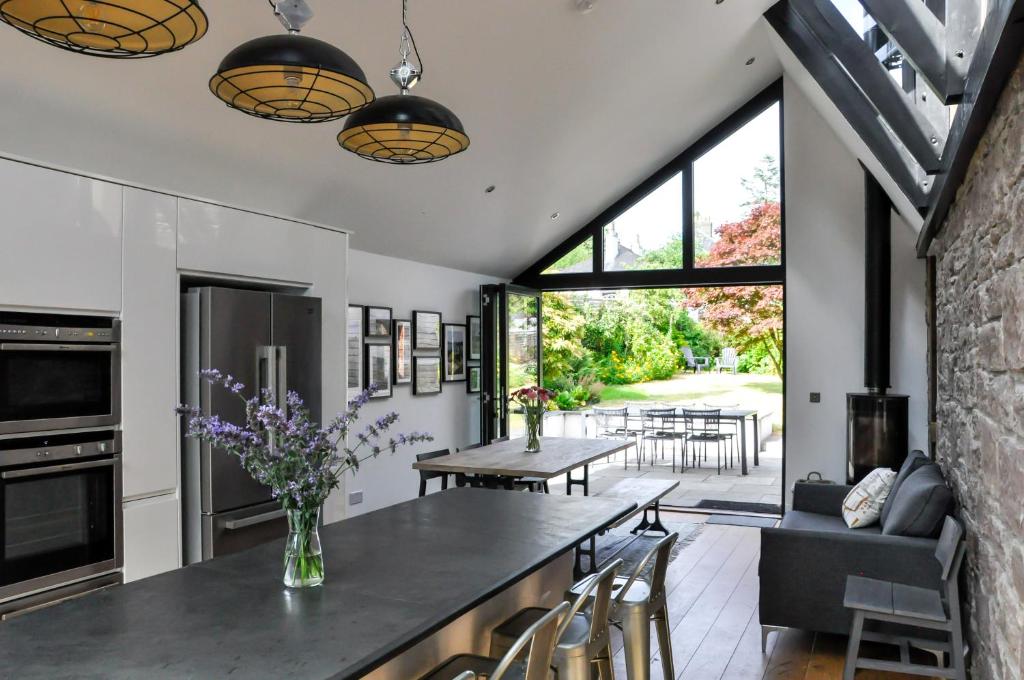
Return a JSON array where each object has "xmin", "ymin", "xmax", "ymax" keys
[{"xmin": 597, "ymin": 371, "xmax": 783, "ymax": 430}]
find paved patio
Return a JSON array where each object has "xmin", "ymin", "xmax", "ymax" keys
[{"xmin": 546, "ymin": 434, "xmax": 784, "ymax": 511}]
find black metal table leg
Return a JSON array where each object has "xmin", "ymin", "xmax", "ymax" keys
[
  {"xmin": 573, "ymin": 535, "xmax": 598, "ymax": 579},
  {"xmin": 566, "ymin": 464, "xmax": 591, "ymax": 496},
  {"xmin": 630, "ymin": 501, "xmax": 670, "ymax": 536},
  {"xmin": 753, "ymin": 413, "xmax": 761, "ymax": 466}
]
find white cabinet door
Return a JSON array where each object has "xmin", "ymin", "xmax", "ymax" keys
[
  {"xmin": 177, "ymin": 199, "xmax": 335, "ymax": 285},
  {"xmin": 122, "ymin": 493, "xmax": 180, "ymax": 582},
  {"xmin": 122, "ymin": 188, "xmax": 179, "ymax": 499},
  {"xmin": 0, "ymin": 158, "xmax": 122, "ymax": 312}
]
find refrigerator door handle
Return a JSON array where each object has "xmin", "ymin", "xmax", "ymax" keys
[
  {"xmin": 257, "ymin": 345, "xmax": 277, "ymax": 404},
  {"xmin": 275, "ymin": 345, "xmax": 288, "ymax": 410}
]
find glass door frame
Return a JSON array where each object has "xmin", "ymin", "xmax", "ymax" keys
[{"xmin": 480, "ymin": 284, "xmax": 543, "ymax": 444}]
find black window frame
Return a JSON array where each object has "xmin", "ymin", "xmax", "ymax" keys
[{"xmin": 514, "ymin": 79, "xmax": 784, "ymax": 291}]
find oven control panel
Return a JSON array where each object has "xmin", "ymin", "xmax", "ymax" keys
[
  {"xmin": 0, "ymin": 432, "xmax": 122, "ymax": 467},
  {"xmin": 0, "ymin": 324, "xmax": 119, "ymax": 342}
]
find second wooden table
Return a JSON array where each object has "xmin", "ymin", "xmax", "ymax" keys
[{"xmin": 412, "ymin": 437, "xmax": 634, "ymax": 495}]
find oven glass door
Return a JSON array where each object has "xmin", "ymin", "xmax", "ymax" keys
[
  {"xmin": 1, "ymin": 460, "xmax": 116, "ymax": 590},
  {"xmin": 0, "ymin": 343, "xmax": 117, "ymax": 432}
]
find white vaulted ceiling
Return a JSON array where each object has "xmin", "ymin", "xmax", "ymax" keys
[{"xmin": 0, "ymin": 0, "xmax": 779, "ymax": 278}]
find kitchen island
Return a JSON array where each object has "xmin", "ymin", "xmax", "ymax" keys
[{"xmin": 0, "ymin": 488, "xmax": 634, "ymax": 680}]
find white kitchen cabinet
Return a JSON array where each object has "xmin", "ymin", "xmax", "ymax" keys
[
  {"xmin": 122, "ymin": 188, "xmax": 179, "ymax": 499},
  {"xmin": 122, "ymin": 492, "xmax": 180, "ymax": 583},
  {"xmin": 177, "ymin": 198, "xmax": 341, "ymax": 285},
  {"xmin": 0, "ymin": 157, "xmax": 122, "ymax": 312}
]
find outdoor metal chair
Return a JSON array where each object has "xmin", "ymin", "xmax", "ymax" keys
[
  {"xmin": 843, "ymin": 516, "xmax": 968, "ymax": 680},
  {"xmin": 592, "ymin": 406, "xmax": 629, "ymax": 463},
  {"xmin": 715, "ymin": 347, "xmax": 739, "ymax": 374},
  {"xmin": 416, "ymin": 448, "xmax": 453, "ymax": 497},
  {"xmin": 420, "ymin": 601, "xmax": 570, "ymax": 680},
  {"xmin": 568, "ymin": 532, "xmax": 679, "ymax": 680},
  {"xmin": 681, "ymin": 345, "xmax": 710, "ymax": 373},
  {"xmin": 639, "ymin": 408, "xmax": 676, "ymax": 470},
  {"xmin": 681, "ymin": 408, "xmax": 732, "ymax": 474},
  {"xmin": 704, "ymin": 402, "xmax": 738, "ymax": 465},
  {"xmin": 491, "ymin": 559, "xmax": 623, "ymax": 680}
]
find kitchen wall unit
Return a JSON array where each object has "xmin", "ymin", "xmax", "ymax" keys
[
  {"xmin": 0, "ymin": 154, "xmax": 349, "ymax": 583},
  {"xmin": 121, "ymin": 188, "xmax": 179, "ymax": 501},
  {"xmin": 0, "ymin": 157, "xmax": 122, "ymax": 313}
]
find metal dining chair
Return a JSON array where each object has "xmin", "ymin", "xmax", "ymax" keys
[
  {"xmin": 704, "ymin": 402, "xmax": 738, "ymax": 467},
  {"xmin": 416, "ymin": 448, "xmax": 453, "ymax": 497},
  {"xmin": 592, "ymin": 406, "xmax": 629, "ymax": 463},
  {"xmin": 842, "ymin": 516, "xmax": 967, "ymax": 680},
  {"xmin": 568, "ymin": 533, "xmax": 679, "ymax": 680},
  {"xmin": 639, "ymin": 408, "xmax": 676, "ymax": 470},
  {"xmin": 419, "ymin": 601, "xmax": 570, "ymax": 680},
  {"xmin": 681, "ymin": 409, "xmax": 732, "ymax": 474},
  {"xmin": 491, "ymin": 559, "xmax": 623, "ymax": 680}
]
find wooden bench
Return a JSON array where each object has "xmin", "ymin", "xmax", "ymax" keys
[
  {"xmin": 596, "ymin": 478, "xmax": 679, "ymax": 535},
  {"xmin": 575, "ymin": 478, "xmax": 680, "ymax": 578}
]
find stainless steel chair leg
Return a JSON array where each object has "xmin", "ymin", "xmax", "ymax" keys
[
  {"xmin": 595, "ymin": 644, "xmax": 615, "ymax": 680},
  {"xmin": 556, "ymin": 653, "xmax": 592, "ymax": 680},
  {"xmin": 653, "ymin": 607, "xmax": 674, "ymax": 680},
  {"xmin": 620, "ymin": 607, "xmax": 651, "ymax": 680}
]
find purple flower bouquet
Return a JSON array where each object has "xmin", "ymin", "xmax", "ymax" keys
[{"xmin": 177, "ymin": 369, "xmax": 432, "ymax": 588}]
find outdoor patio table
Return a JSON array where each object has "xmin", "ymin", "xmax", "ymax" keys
[
  {"xmin": 412, "ymin": 437, "xmax": 634, "ymax": 496},
  {"xmin": 583, "ymin": 407, "xmax": 761, "ymax": 475}
]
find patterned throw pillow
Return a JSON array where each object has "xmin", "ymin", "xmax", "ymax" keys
[{"xmin": 842, "ymin": 468, "xmax": 897, "ymax": 528}]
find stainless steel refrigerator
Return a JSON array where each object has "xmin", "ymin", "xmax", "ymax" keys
[{"xmin": 181, "ymin": 286, "xmax": 322, "ymax": 564}]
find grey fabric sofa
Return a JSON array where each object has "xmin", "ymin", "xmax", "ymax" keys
[{"xmin": 759, "ymin": 480, "xmax": 945, "ymax": 636}]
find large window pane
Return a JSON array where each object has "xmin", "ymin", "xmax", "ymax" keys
[
  {"xmin": 602, "ymin": 172, "xmax": 683, "ymax": 271},
  {"xmin": 693, "ymin": 103, "xmax": 781, "ymax": 268},
  {"xmin": 542, "ymin": 238, "xmax": 593, "ymax": 275}
]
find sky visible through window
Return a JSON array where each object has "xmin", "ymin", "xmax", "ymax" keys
[{"xmin": 603, "ymin": 103, "xmax": 780, "ymax": 267}]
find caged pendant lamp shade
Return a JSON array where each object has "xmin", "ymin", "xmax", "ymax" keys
[
  {"xmin": 338, "ymin": 0, "xmax": 469, "ymax": 164},
  {"xmin": 210, "ymin": 34, "xmax": 375, "ymax": 123},
  {"xmin": 339, "ymin": 94, "xmax": 469, "ymax": 164},
  {"xmin": 0, "ymin": 0, "xmax": 207, "ymax": 58}
]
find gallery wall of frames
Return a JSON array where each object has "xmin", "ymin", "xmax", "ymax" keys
[{"xmin": 347, "ymin": 304, "xmax": 482, "ymax": 400}]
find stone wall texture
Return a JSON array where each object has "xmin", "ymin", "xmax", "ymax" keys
[{"xmin": 929, "ymin": 52, "xmax": 1024, "ymax": 680}]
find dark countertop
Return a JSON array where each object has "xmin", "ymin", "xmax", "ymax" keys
[{"xmin": 0, "ymin": 488, "xmax": 634, "ymax": 680}]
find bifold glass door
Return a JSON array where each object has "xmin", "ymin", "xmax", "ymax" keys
[{"xmin": 480, "ymin": 285, "xmax": 542, "ymax": 443}]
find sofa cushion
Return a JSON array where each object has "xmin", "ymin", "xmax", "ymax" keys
[
  {"xmin": 882, "ymin": 464, "xmax": 954, "ymax": 538},
  {"xmin": 842, "ymin": 468, "xmax": 897, "ymax": 528},
  {"xmin": 880, "ymin": 450, "xmax": 930, "ymax": 528},
  {"xmin": 780, "ymin": 510, "xmax": 881, "ymax": 534}
]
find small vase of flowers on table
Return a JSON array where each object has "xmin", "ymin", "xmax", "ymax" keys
[
  {"xmin": 509, "ymin": 386, "xmax": 556, "ymax": 453},
  {"xmin": 177, "ymin": 370, "xmax": 431, "ymax": 589}
]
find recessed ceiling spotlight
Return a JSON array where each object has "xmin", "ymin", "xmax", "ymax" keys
[
  {"xmin": 551, "ymin": 212, "xmax": 561, "ymax": 220},
  {"xmin": 485, "ymin": 185, "xmax": 496, "ymax": 193},
  {"xmin": 715, "ymin": 0, "xmax": 725, "ymax": 5},
  {"xmin": 745, "ymin": 56, "xmax": 756, "ymax": 66},
  {"xmin": 576, "ymin": 0, "xmax": 595, "ymax": 13}
]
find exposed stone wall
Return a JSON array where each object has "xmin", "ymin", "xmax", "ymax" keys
[{"xmin": 929, "ymin": 52, "xmax": 1024, "ymax": 680}]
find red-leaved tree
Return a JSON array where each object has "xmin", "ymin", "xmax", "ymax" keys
[{"xmin": 686, "ymin": 202, "xmax": 784, "ymax": 377}]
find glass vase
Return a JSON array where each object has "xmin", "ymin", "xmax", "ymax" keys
[
  {"xmin": 283, "ymin": 507, "xmax": 324, "ymax": 588},
  {"xmin": 525, "ymin": 409, "xmax": 541, "ymax": 453}
]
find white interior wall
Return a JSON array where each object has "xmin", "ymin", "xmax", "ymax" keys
[
  {"xmin": 344, "ymin": 250, "xmax": 503, "ymax": 517},
  {"xmin": 784, "ymin": 77, "xmax": 928, "ymax": 506}
]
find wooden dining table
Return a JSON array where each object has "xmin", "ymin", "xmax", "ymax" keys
[{"xmin": 412, "ymin": 437, "xmax": 635, "ymax": 495}]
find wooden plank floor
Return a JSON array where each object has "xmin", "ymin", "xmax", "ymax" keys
[{"xmin": 606, "ymin": 513, "xmax": 942, "ymax": 679}]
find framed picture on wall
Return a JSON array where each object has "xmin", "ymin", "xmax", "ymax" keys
[
  {"xmin": 365, "ymin": 306, "xmax": 392, "ymax": 338},
  {"xmin": 413, "ymin": 310, "xmax": 442, "ymax": 350},
  {"xmin": 365, "ymin": 344, "xmax": 393, "ymax": 398},
  {"xmin": 347, "ymin": 305, "xmax": 364, "ymax": 391},
  {"xmin": 414, "ymin": 356, "xmax": 442, "ymax": 395},
  {"xmin": 467, "ymin": 315, "xmax": 481, "ymax": 361},
  {"xmin": 467, "ymin": 366, "xmax": 481, "ymax": 394},
  {"xmin": 443, "ymin": 323, "xmax": 467, "ymax": 382},
  {"xmin": 393, "ymin": 319, "xmax": 413, "ymax": 385}
]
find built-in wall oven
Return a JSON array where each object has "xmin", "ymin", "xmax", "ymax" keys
[
  {"xmin": 0, "ymin": 431, "xmax": 123, "ymax": 610},
  {"xmin": 0, "ymin": 313, "xmax": 120, "ymax": 436}
]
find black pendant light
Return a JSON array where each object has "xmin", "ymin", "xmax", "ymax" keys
[
  {"xmin": 339, "ymin": 0, "xmax": 469, "ymax": 164},
  {"xmin": 210, "ymin": 0, "xmax": 374, "ymax": 123},
  {"xmin": 0, "ymin": 0, "xmax": 207, "ymax": 58}
]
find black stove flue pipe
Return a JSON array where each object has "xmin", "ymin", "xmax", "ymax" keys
[{"xmin": 863, "ymin": 169, "xmax": 892, "ymax": 394}]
